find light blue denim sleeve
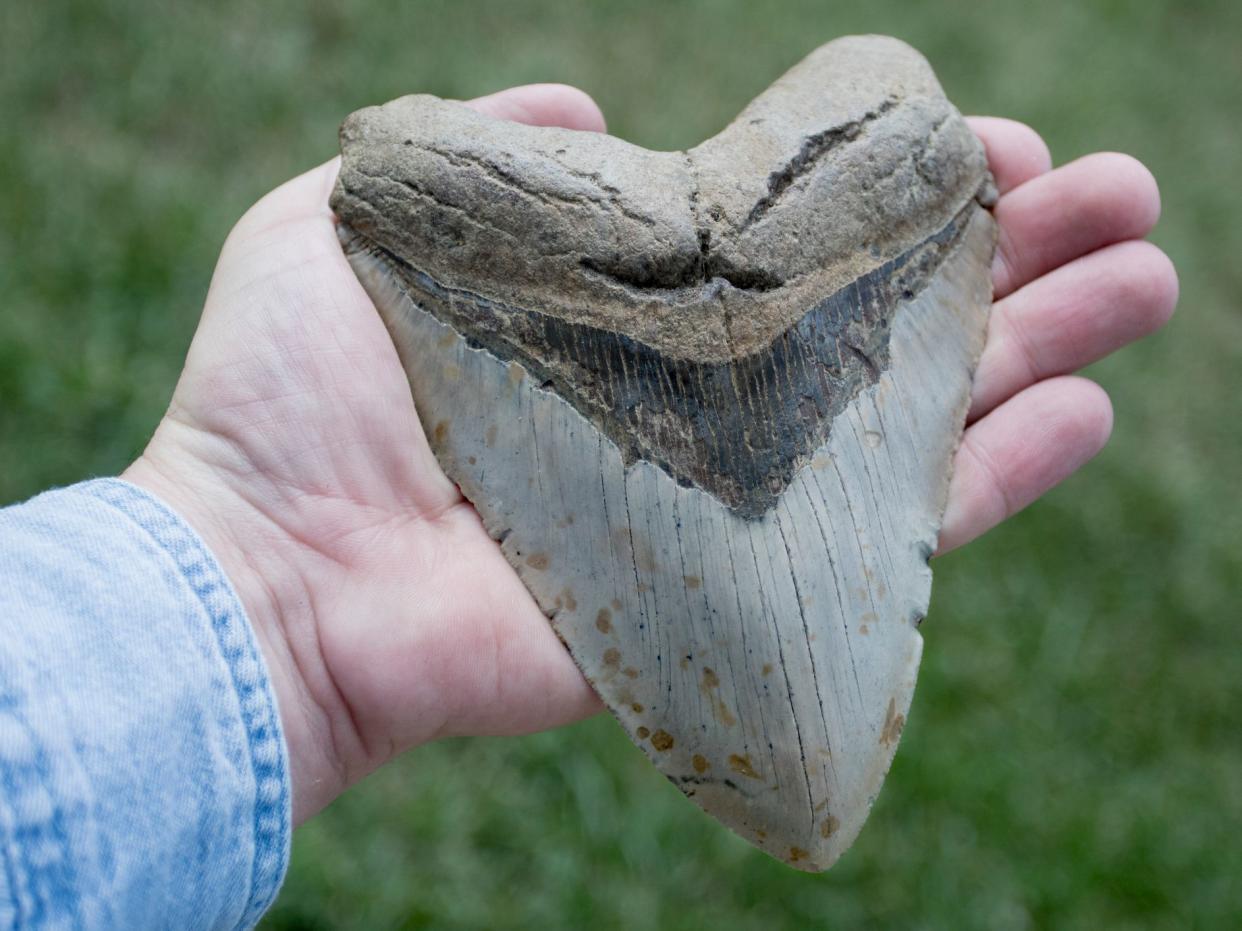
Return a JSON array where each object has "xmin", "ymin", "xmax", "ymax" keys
[{"xmin": 0, "ymin": 478, "xmax": 291, "ymax": 930}]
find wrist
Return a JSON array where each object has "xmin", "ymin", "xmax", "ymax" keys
[{"xmin": 123, "ymin": 423, "xmax": 365, "ymax": 824}]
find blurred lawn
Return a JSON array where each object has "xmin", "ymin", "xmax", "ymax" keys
[{"xmin": 3, "ymin": 0, "xmax": 1240, "ymax": 927}]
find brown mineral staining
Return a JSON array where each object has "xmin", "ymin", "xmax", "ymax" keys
[
  {"xmin": 632, "ymin": 538, "xmax": 658, "ymax": 574},
  {"xmin": 603, "ymin": 647, "xmax": 621, "ymax": 667},
  {"xmin": 622, "ymin": 667, "xmax": 639, "ymax": 679},
  {"xmin": 692, "ymin": 754, "xmax": 710, "ymax": 774},
  {"xmin": 761, "ymin": 663, "xmax": 773, "ymax": 677},
  {"xmin": 728, "ymin": 754, "xmax": 761, "ymax": 779},
  {"xmin": 432, "ymin": 420, "xmax": 450, "ymax": 445},
  {"xmin": 756, "ymin": 830, "xmax": 767, "ymax": 840},
  {"xmin": 788, "ymin": 847, "xmax": 810, "ymax": 864},
  {"xmin": 880, "ymin": 697, "xmax": 906, "ymax": 746},
  {"xmin": 507, "ymin": 361, "xmax": 524, "ymax": 385},
  {"xmin": 436, "ymin": 330, "xmax": 456, "ymax": 349},
  {"xmin": 650, "ymin": 730, "xmax": 675, "ymax": 752},
  {"xmin": 467, "ymin": 456, "xmax": 477, "ymax": 465},
  {"xmin": 611, "ymin": 527, "xmax": 631, "ymax": 552},
  {"xmin": 525, "ymin": 553, "xmax": 550, "ymax": 571},
  {"xmin": 595, "ymin": 608, "xmax": 612, "ymax": 634},
  {"xmin": 631, "ymin": 703, "xmax": 644, "ymax": 714},
  {"xmin": 859, "ymin": 624, "xmax": 870, "ymax": 636},
  {"xmin": 484, "ymin": 424, "xmax": 498, "ymax": 448},
  {"xmin": 886, "ymin": 713, "xmax": 906, "ymax": 744},
  {"xmin": 820, "ymin": 815, "xmax": 841, "ymax": 839},
  {"xmin": 697, "ymin": 666, "xmax": 736, "ymax": 725},
  {"xmin": 561, "ymin": 588, "xmax": 577, "ymax": 611},
  {"xmin": 684, "ymin": 574, "xmax": 702, "ymax": 589},
  {"xmin": 636, "ymin": 726, "xmax": 650, "ymax": 740}
]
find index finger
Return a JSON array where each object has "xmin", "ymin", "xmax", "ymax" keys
[
  {"xmin": 966, "ymin": 116, "xmax": 1053, "ymax": 196},
  {"xmin": 465, "ymin": 84, "xmax": 607, "ymax": 132}
]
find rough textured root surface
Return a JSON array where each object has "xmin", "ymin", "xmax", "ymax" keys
[{"xmin": 332, "ymin": 34, "xmax": 996, "ymax": 871}]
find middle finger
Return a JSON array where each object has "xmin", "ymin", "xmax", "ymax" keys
[
  {"xmin": 969, "ymin": 238, "xmax": 1178, "ymax": 421},
  {"xmin": 991, "ymin": 152, "xmax": 1161, "ymax": 299}
]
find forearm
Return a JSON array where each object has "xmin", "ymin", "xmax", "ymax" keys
[{"xmin": 0, "ymin": 479, "xmax": 289, "ymax": 929}]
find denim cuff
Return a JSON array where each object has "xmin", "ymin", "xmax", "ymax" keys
[
  {"xmin": 0, "ymin": 479, "xmax": 291, "ymax": 928},
  {"xmin": 83, "ymin": 479, "xmax": 292, "ymax": 925}
]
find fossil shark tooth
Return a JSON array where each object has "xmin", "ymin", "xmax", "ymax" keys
[{"xmin": 330, "ymin": 34, "xmax": 996, "ymax": 871}]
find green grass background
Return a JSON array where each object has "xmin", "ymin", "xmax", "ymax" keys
[{"xmin": 3, "ymin": 0, "xmax": 1240, "ymax": 927}]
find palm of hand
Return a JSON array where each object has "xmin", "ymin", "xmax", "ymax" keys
[{"xmin": 125, "ymin": 86, "xmax": 1176, "ymax": 823}]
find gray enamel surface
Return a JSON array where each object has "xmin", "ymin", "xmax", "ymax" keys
[{"xmin": 342, "ymin": 205, "xmax": 992, "ymax": 870}]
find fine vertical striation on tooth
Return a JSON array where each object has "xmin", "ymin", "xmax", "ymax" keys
[{"xmin": 331, "ymin": 34, "xmax": 996, "ymax": 871}]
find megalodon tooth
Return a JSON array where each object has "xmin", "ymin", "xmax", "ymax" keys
[{"xmin": 330, "ymin": 34, "xmax": 996, "ymax": 871}]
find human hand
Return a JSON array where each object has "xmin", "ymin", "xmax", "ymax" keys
[
  {"xmin": 938, "ymin": 117, "xmax": 1177, "ymax": 551},
  {"xmin": 123, "ymin": 86, "xmax": 1176, "ymax": 824}
]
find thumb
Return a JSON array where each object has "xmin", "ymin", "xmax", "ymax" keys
[{"xmin": 211, "ymin": 158, "xmax": 345, "ymax": 295}]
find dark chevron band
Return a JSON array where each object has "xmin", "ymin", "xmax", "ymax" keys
[{"xmin": 341, "ymin": 199, "xmax": 976, "ymax": 517}]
